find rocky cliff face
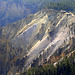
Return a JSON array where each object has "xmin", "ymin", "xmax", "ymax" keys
[{"xmin": 1, "ymin": 9, "xmax": 75, "ymax": 75}]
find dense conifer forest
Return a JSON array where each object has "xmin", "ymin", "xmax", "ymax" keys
[
  {"xmin": 41, "ymin": 0, "xmax": 75, "ymax": 14},
  {"xmin": 21, "ymin": 52, "xmax": 75, "ymax": 75}
]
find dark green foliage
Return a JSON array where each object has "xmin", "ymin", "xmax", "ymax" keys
[
  {"xmin": 21, "ymin": 52, "xmax": 75, "ymax": 75},
  {"xmin": 41, "ymin": 0, "xmax": 75, "ymax": 14}
]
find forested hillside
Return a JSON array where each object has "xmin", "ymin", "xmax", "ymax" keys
[
  {"xmin": 41, "ymin": 0, "xmax": 75, "ymax": 14},
  {"xmin": 21, "ymin": 51, "xmax": 75, "ymax": 75},
  {"xmin": 0, "ymin": 0, "xmax": 38, "ymax": 26},
  {"xmin": 0, "ymin": 0, "xmax": 75, "ymax": 26}
]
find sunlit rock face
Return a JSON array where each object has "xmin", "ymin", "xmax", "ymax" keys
[{"xmin": 2, "ymin": 9, "xmax": 75, "ymax": 74}]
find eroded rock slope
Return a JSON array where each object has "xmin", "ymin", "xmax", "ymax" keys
[{"xmin": 2, "ymin": 9, "xmax": 75, "ymax": 75}]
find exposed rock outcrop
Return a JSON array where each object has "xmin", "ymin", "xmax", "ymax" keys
[{"xmin": 1, "ymin": 9, "xmax": 75, "ymax": 75}]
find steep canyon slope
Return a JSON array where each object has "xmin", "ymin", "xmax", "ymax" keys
[{"xmin": 1, "ymin": 9, "xmax": 75, "ymax": 75}]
